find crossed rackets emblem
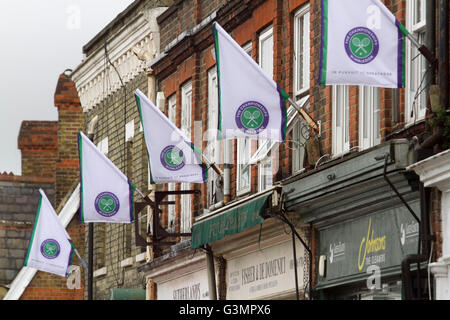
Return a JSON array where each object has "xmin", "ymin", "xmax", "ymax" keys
[
  {"xmin": 166, "ymin": 148, "xmax": 184, "ymax": 167},
  {"xmin": 95, "ymin": 192, "xmax": 120, "ymax": 217},
  {"xmin": 352, "ymin": 36, "xmax": 371, "ymax": 56},
  {"xmin": 242, "ymin": 108, "xmax": 263, "ymax": 129},
  {"xmin": 99, "ymin": 196, "xmax": 115, "ymax": 212}
]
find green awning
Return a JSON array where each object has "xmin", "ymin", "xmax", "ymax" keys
[
  {"xmin": 191, "ymin": 193, "xmax": 271, "ymax": 249},
  {"xmin": 109, "ymin": 288, "xmax": 146, "ymax": 300}
]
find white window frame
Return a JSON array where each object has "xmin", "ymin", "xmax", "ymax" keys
[
  {"xmin": 292, "ymin": 97, "xmax": 309, "ymax": 173},
  {"xmin": 237, "ymin": 138, "xmax": 252, "ymax": 195},
  {"xmin": 237, "ymin": 42, "xmax": 254, "ymax": 196},
  {"xmin": 181, "ymin": 82, "xmax": 192, "ymax": 234},
  {"xmin": 125, "ymin": 120, "xmax": 134, "ymax": 142},
  {"xmin": 259, "ymin": 26, "xmax": 274, "ymax": 79},
  {"xmin": 97, "ymin": 137, "xmax": 109, "ymax": 155},
  {"xmin": 258, "ymin": 26, "xmax": 274, "ymax": 192},
  {"xmin": 294, "ymin": 4, "xmax": 310, "ymax": 98},
  {"xmin": 359, "ymin": 86, "xmax": 381, "ymax": 150},
  {"xmin": 292, "ymin": 5, "xmax": 310, "ymax": 173},
  {"xmin": 167, "ymin": 94, "xmax": 177, "ymax": 232},
  {"xmin": 405, "ymin": 0, "xmax": 427, "ymax": 124},
  {"xmin": 332, "ymin": 85, "xmax": 350, "ymax": 156},
  {"xmin": 206, "ymin": 68, "xmax": 223, "ymax": 206}
]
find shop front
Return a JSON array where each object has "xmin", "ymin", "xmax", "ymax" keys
[
  {"xmin": 282, "ymin": 139, "xmax": 427, "ymax": 299},
  {"xmin": 191, "ymin": 187, "xmax": 310, "ymax": 300},
  {"xmin": 316, "ymin": 204, "xmax": 419, "ymax": 299},
  {"xmin": 224, "ymin": 237, "xmax": 306, "ymax": 300},
  {"xmin": 138, "ymin": 240, "xmax": 214, "ymax": 300}
]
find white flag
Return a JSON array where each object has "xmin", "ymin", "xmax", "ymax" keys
[
  {"xmin": 318, "ymin": 0, "xmax": 408, "ymax": 88},
  {"xmin": 24, "ymin": 189, "xmax": 75, "ymax": 277},
  {"xmin": 135, "ymin": 89, "xmax": 207, "ymax": 184},
  {"xmin": 212, "ymin": 22, "xmax": 288, "ymax": 142},
  {"xmin": 78, "ymin": 131, "xmax": 135, "ymax": 223}
]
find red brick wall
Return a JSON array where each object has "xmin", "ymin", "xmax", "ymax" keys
[
  {"xmin": 155, "ymin": 0, "xmax": 438, "ymax": 234},
  {"xmin": 18, "ymin": 121, "xmax": 58, "ymax": 179},
  {"xmin": 17, "ymin": 73, "xmax": 86, "ymax": 300},
  {"xmin": 54, "ymin": 73, "xmax": 85, "ymax": 209},
  {"xmin": 431, "ymin": 187, "xmax": 442, "ymax": 260},
  {"xmin": 20, "ymin": 220, "xmax": 86, "ymax": 300}
]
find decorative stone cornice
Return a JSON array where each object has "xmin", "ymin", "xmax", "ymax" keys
[
  {"xmin": 429, "ymin": 259, "xmax": 450, "ymax": 279},
  {"xmin": 71, "ymin": 7, "xmax": 167, "ymax": 113},
  {"xmin": 407, "ymin": 149, "xmax": 450, "ymax": 192}
]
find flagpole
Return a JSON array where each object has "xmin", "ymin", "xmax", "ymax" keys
[
  {"xmin": 73, "ymin": 247, "xmax": 88, "ymax": 271},
  {"xmin": 201, "ymin": 154, "xmax": 223, "ymax": 178},
  {"xmin": 405, "ymin": 32, "xmax": 436, "ymax": 67},
  {"xmin": 286, "ymin": 97, "xmax": 320, "ymax": 134},
  {"xmin": 86, "ymin": 117, "xmax": 98, "ymax": 301}
]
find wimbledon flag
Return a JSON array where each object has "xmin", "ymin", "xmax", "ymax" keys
[
  {"xmin": 318, "ymin": 0, "xmax": 409, "ymax": 88},
  {"xmin": 78, "ymin": 131, "xmax": 135, "ymax": 223},
  {"xmin": 213, "ymin": 22, "xmax": 288, "ymax": 142},
  {"xmin": 24, "ymin": 189, "xmax": 75, "ymax": 277},
  {"xmin": 135, "ymin": 89, "xmax": 207, "ymax": 184}
]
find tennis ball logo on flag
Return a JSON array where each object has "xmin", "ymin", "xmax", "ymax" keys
[
  {"xmin": 94, "ymin": 192, "xmax": 120, "ymax": 218},
  {"xmin": 344, "ymin": 27, "xmax": 379, "ymax": 64},
  {"xmin": 40, "ymin": 239, "xmax": 61, "ymax": 259},
  {"xmin": 160, "ymin": 145, "xmax": 185, "ymax": 171},
  {"xmin": 235, "ymin": 101, "xmax": 270, "ymax": 134}
]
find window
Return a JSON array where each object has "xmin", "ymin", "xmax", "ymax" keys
[
  {"xmin": 97, "ymin": 137, "xmax": 108, "ymax": 155},
  {"xmin": 293, "ymin": 5, "xmax": 310, "ymax": 173},
  {"xmin": 292, "ymin": 98, "xmax": 309, "ymax": 173},
  {"xmin": 237, "ymin": 42, "xmax": 253, "ymax": 195},
  {"xmin": 181, "ymin": 82, "xmax": 192, "ymax": 234},
  {"xmin": 167, "ymin": 94, "xmax": 176, "ymax": 232},
  {"xmin": 237, "ymin": 138, "xmax": 252, "ymax": 195},
  {"xmin": 294, "ymin": 5, "xmax": 310, "ymax": 98},
  {"xmin": 359, "ymin": 86, "xmax": 381, "ymax": 150},
  {"xmin": 332, "ymin": 85, "xmax": 350, "ymax": 156},
  {"xmin": 258, "ymin": 26, "xmax": 274, "ymax": 192},
  {"xmin": 125, "ymin": 120, "xmax": 134, "ymax": 142},
  {"xmin": 405, "ymin": 0, "xmax": 427, "ymax": 123},
  {"xmin": 206, "ymin": 68, "xmax": 224, "ymax": 206}
]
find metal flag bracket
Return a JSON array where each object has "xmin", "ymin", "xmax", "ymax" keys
[{"xmin": 134, "ymin": 189, "xmax": 201, "ymax": 247}]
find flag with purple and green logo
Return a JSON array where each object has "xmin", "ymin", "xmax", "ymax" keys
[
  {"xmin": 24, "ymin": 189, "xmax": 75, "ymax": 277},
  {"xmin": 134, "ymin": 89, "xmax": 207, "ymax": 184},
  {"xmin": 212, "ymin": 22, "xmax": 288, "ymax": 142},
  {"xmin": 318, "ymin": 0, "xmax": 409, "ymax": 88},
  {"xmin": 78, "ymin": 131, "xmax": 135, "ymax": 223}
]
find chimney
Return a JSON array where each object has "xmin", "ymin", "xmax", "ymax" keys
[
  {"xmin": 54, "ymin": 71, "xmax": 85, "ymax": 208},
  {"xmin": 17, "ymin": 121, "xmax": 58, "ymax": 179}
]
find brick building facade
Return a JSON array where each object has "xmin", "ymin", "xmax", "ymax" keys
[
  {"xmin": 2, "ymin": 72, "xmax": 86, "ymax": 300},
  {"xmin": 71, "ymin": 0, "xmax": 174, "ymax": 300},
  {"xmin": 4, "ymin": 0, "xmax": 446, "ymax": 300},
  {"xmin": 139, "ymin": 0, "xmax": 447, "ymax": 300},
  {"xmin": 0, "ymin": 118, "xmax": 57, "ymax": 299}
]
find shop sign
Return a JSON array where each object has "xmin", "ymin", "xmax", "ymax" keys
[
  {"xmin": 318, "ymin": 202, "xmax": 420, "ymax": 285},
  {"xmin": 157, "ymin": 269, "xmax": 210, "ymax": 300},
  {"xmin": 226, "ymin": 240, "xmax": 305, "ymax": 300},
  {"xmin": 191, "ymin": 194, "xmax": 270, "ymax": 249}
]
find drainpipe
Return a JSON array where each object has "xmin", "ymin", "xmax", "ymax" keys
[
  {"xmin": 417, "ymin": 0, "xmax": 446, "ymax": 155},
  {"xmin": 86, "ymin": 115, "xmax": 99, "ymax": 301},
  {"xmin": 438, "ymin": 0, "xmax": 448, "ymax": 110},
  {"xmin": 401, "ymin": 182, "xmax": 432, "ymax": 300},
  {"xmin": 425, "ymin": 0, "xmax": 436, "ymax": 85}
]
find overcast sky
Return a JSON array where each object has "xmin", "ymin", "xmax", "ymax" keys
[{"xmin": 0, "ymin": 0, "xmax": 135, "ymax": 175}]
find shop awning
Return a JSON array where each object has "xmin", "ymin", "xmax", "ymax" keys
[
  {"xmin": 109, "ymin": 288, "xmax": 146, "ymax": 300},
  {"xmin": 191, "ymin": 193, "xmax": 272, "ymax": 249}
]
